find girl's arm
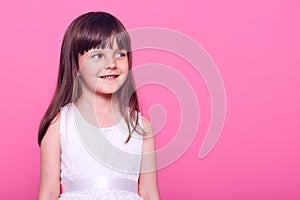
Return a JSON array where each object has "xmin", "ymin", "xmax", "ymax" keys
[
  {"xmin": 38, "ymin": 115, "xmax": 61, "ymax": 200},
  {"xmin": 138, "ymin": 117, "xmax": 160, "ymax": 200}
]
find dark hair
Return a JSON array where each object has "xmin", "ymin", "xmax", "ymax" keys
[{"xmin": 38, "ymin": 11, "xmax": 141, "ymax": 146}]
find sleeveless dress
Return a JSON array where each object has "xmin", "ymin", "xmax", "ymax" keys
[{"xmin": 58, "ymin": 103, "xmax": 144, "ymax": 200}]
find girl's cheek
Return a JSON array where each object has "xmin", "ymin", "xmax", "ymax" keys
[
  {"xmin": 78, "ymin": 54, "xmax": 87, "ymax": 67},
  {"xmin": 118, "ymin": 61, "xmax": 129, "ymax": 72}
]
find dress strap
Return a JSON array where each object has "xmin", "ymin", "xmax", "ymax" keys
[{"xmin": 62, "ymin": 177, "xmax": 138, "ymax": 193}]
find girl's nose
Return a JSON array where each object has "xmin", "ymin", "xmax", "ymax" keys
[{"xmin": 104, "ymin": 58, "xmax": 117, "ymax": 69}]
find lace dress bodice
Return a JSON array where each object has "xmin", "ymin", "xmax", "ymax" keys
[{"xmin": 58, "ymin": 103, "xmax": 143, "ymax": 200}]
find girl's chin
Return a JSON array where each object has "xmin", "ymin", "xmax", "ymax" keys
[
  {"xmin": 95, "ymin": 81, "xmax": 126, "ymax": 94},
  {"xmin": 95, "ymin": 88, "xmax": 121, "ymax": 95}
]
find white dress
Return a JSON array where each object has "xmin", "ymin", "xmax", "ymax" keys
[{"xmin": 58, "ymin": 103, "xmax": 144, "ymax": 200}]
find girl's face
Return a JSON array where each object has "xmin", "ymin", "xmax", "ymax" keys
[{"xmin": 78, "ymin": 42, "xmax": 129, "ymax": 95}]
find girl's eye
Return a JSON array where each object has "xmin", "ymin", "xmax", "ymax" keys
[
  {"xmin": 115, "ymin": 52, "xmax": 127, "ymax": 58},
  {"xmin": 92, "ymin": 54, "xmax": 104, "ymax": 60}
]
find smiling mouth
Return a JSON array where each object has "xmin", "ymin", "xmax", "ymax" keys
[{"xmin": 99, "ymin": 75, "xmax": 119, "ymax": 79}]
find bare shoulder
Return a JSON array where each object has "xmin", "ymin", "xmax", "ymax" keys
[
  {"xmin": 140, "ymin": 116, "xmax": 153, "ymax": 135},
  {"xmin": 141, "ymin": 116, "xmax": 151, "ymax": 128},
  {"xmin": 50, "ymin": 112, "xmax": 61, "ymax": 128},
  {"xmin": 40, "ymin": 112, "xmax": 61, "ymax": 146},
  {"xmin": 140, "ymin": 115, "xmax": 156, "ymax": 152}
]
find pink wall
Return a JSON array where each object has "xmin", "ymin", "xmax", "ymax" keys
[{"xmin": 0, "ymin": 0, "xmax": 299, "ymax": 199}]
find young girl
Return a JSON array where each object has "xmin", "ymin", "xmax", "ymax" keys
[{"xmin": 38, "ymin": 12, "xmax": 160, "ymax": 200}]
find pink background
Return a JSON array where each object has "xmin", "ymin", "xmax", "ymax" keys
[{"xmin": 1, "ymin": 0, "xmax": 299, "ymax": 199}]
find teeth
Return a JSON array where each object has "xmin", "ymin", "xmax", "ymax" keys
[{"xmin": 100, "ymin": 75, "xmax": 119, "ymax": 79}]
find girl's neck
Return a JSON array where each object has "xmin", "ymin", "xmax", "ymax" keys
[{"xmin": 75, "ymin": 92, "xmax": 120, "ymax": 114}]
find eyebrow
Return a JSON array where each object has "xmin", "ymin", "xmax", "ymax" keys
[{"xmin": 90, "ymin": 48, "xmax": 127, "ymax": 53}]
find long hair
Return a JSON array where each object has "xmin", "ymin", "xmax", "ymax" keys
[{"xmin": 38, "ymin": 12, "xmax": 141, "ymax": 146}]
